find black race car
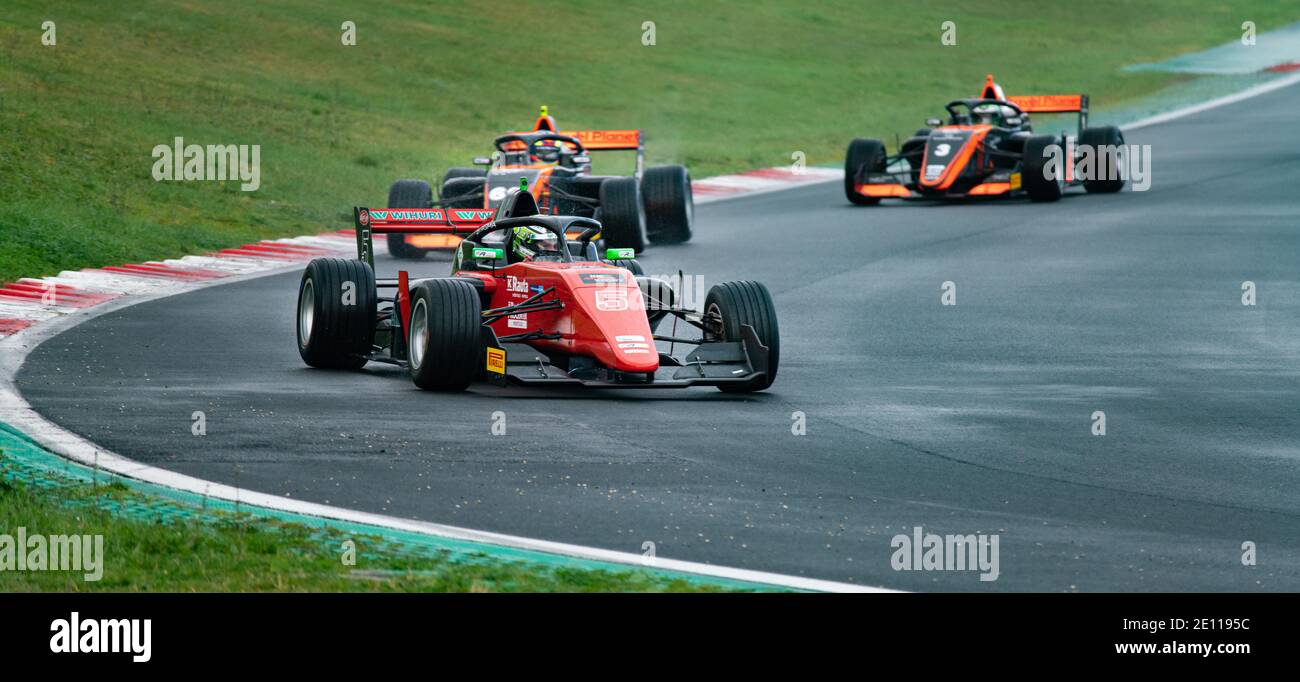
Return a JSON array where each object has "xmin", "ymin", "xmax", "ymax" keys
[{"xmin": 845, "ymin": 75, "xmax": 1128, "ymax": 204}]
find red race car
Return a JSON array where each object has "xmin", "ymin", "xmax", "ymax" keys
[
  {"xmin": 295, "ymin": 188, "xmax": 776, "ymax": 392},
  {"xmin": 387, "ymin": 106, "xmax": 694, "ymax": 259},
  {"xmin": 845, "ymin": 75, "xmax": 1127, "ymax": 204}
]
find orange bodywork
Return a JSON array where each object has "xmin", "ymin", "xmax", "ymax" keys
[
  {"xmin": 919, "ymin": 125, "xmax": 992, "ymax": 191},
  {"xmin": 855, "ymin": 183, "xmax": 910, "ymax": 198},
  {"xmin": 408, "ymin": 234, "xmax": 464, "ymax": 249},
  {"xmin": 966, "ymin": 182, "xmax": 1011, "ymax": 196}
]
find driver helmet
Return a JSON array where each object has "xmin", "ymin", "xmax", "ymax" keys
[
  {"xmin": 972, "ymin": 103, "xmax": 1017, "ymax": 126},
  {"xmin": 509, "ymin": 225, "xmax": 560, "ymax": 262},
  {"xmin": 531, "ymin": 142, "xmax": 563, "ymax": 163}
]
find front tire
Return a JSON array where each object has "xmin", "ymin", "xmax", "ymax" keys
[
  {"xmin": 642, "ymin": 165, "xmax": 694, "ymax": 244},
  {"xmin": 844, "ymin": 138, "xmax": 887, "ymax": 205},
  {"xmin": 297, "ymin": 258, "xmax": 377, "ymax": 370},
  {"xmin": 407, "ymin": 279, "xmax": 482, "ymax": 391},
  {"xmin": 1021, "ymin": 135, "xmax": 1064, "ymax": 203},
  {"xmin": 597, "ymin": 177, "xmax": 648, "ymax": 253},
  {"xmin": 386, "ymin": 180, "xmax": 432, "ymax": 259},
  {"xmin": 1079, "ymin": 125, "xmax": 1127, "ymax": 194},
  {"xmin": 704, "ymin": 281, "xmax": 780, "ymax": 393}
]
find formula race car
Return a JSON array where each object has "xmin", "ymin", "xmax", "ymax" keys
[
  {"xmin": 845, "ymin": 75, "xmax": 1127, "ymax": 204},
  {"xmin": 386, "ymin": 106, "xmax": 694, "ymax": 259},
  {"xmin": 295, "ymin": 189, "xmax": 776, "ymax": 392}
]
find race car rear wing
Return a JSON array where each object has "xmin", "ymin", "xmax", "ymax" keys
[
  {"xmin": 352, "ymin": 206, "xmax": 494, "ymax": 268},
  {"xmin": 981, "ymin": 74, "xmax": 1089, "ymax": 131},
  {"xmin": 1007, "ymin": 95, "xmax": 1089, "ymax": 130},
  {"xmin": 563, "ymin": 130, "xmax": 644, "ymax": 176},
  {"xmin": 505, "ymin": 127, "xmax": 645, "ymax": 174}
]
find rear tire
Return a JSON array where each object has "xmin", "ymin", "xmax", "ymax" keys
[
  {"xmin": 386, "ymin": 180, "xmax": 432, "ymax": 259},
  {"xmin": 1079, "ymin": 125, "xmax": 1126, "ymax": 193},
  {"xmin": 442, "ymin": 167, "xmax": 486, "ymax": 188},
  {"xmin": 642, "ymin": 165, "xmax": 694, "ymax": 244},
  {"xmin": 1021, "ymin": 135, "xmax": 1064, "ymax": 202},
  {"xmin": 297, "ymin": 258, "xmax": 376, "ymax": 370},
  {"xmin": 407, "ymin": 279, "xmax": 482, "ymax": 391},
  {"xmin": 844, "ymin": 138, "xmax": 887, "ymax": 205},
  {"xmin": 704, "ymin": 281, "xmax": 780, "ymax": 393},
  {"xmin": 597, "ymin": 177, "xmax": 648, "ymax": 253},
  {"xmin": 440, "ymin": 177, "xmax": 486, "ymax": 209}
]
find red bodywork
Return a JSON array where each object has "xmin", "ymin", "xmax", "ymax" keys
[
  {"xmin": 356, "ymin": 206, "xmax": 658, "ymax": 375},
  {"xmin": 456, "ymin": 264, "xmax": 657, "ymax": 374}
]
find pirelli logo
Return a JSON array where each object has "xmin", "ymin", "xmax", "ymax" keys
[{"xmin": 485, "ymin": 347, "xmax": 506, "ymax": 375}]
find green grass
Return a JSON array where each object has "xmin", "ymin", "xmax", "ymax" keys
[
  {"xmin": 0, "ymin": 453, "xmax": 731, "ymax": 592},
  {"xmin": 1, "ymin": 1, "xmax": 1296, "ymax": 283}
]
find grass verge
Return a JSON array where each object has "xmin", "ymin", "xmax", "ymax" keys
[
  {"xmin": 0, "ymin": 446, "xmax": 737, "ymax": 592},
  {"xmin": 2, "ymin": 2, "xmax": 1298, "ymax": 282}
]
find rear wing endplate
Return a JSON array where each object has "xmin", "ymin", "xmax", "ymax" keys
[{"xmin": 352, "ymin": 207, "xmax": 494, "ymax": 268}]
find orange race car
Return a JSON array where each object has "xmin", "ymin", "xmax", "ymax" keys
[
  {"xmin": 845, "ymin": 75, "xmax": 1127, "ymax": 205},
  {"xmin": 387, "ymin": 107, "xmax": 694, "ymax": 259}
]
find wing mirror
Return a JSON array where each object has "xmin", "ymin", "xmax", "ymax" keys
[
  {"xmin": 1004, "ymin": 117, "xmax": 1023, "ymax": 127},
  {"xmin": 925, "ymin": 118, "xmax": 942, "ymax": 127},
  {"xmin": 472, "ymin": 156, "xmax": 492, "ymax": 165},
  {"xmin": 572, "ymin": 155, "xmax": 591, "ymax": 165}
]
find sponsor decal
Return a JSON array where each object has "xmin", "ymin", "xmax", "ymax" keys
[
  {"xmin": 507, "ymin": 314, "xmax": 527, "ymax": 329},
  {"xmin": 925, "ymin": 164, "xmax": 946, "ymax": 181},
  {"xmin": 622, "ymin": 348, "xmax": 651, "ymax": 354},
  {"xmin": 595, "ymin": 288, "xmax": 629, "ymax": 311},
  {"xmin": 562, "ymin": 129, "xmax": 641, "ymax": 148},
  {"xmin": 579, "ymin": 272, "xmax": 624, "ymax": 285},
  {"xmin": 616, "ymin": 335, "xmax": 645, "ymax": 342},
  {"xmin": 489, "ymin": 186, "xmax": 508, "ymax": 202},
  {"xmin": 618, "ymin": 342, "xmax": 650, "ymax": 349},
  {"xmin": 358, "ymin": 208, "xmax": 370, "ymax": 226},
  {"xmin": 366, "ymin": 209, "xmax": 492, "ymax": 222},
  {"xmin": 1009, "ymin": 172, "xmax": 1022, "ymax": 190},
  {"xmin": 472, "ymin": 248, "xmax": 503, "ymax": 260},
  {"xmin": 485, "ymin": 347, "xmax": 506, "ymax": 374},
  {"xmin": 506, "ymin": 275, "xmax": 530, "ymax": 294},
  {"xmin": 932, "ymin": 143, "xmax": 951, "ymax": 157}
]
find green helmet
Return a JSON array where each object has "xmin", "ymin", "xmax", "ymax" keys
[{"xmin": 510, "ymin": 225, "xmax": 560, "ymax": 261}]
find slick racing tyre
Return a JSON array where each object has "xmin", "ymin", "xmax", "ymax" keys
[
  {"xmin": 442, "ymin": 166, "xmax": 486, "ymax": 188},
  {"xmin": 407, "ymin": 278, "xmax": 482, "ymax": 391},
  {"xmin": 597, "ymin": 177, "xmax": 648, "ymax": 253},
  {"xmin": 1022, "ymin": 134, "xmax": 1064, "ymax": 203},
  {"xmin": 386, "ymin": 179, "xmax": 433, "ymax": 259},
  {"xmin": 1079, "ymin": 125, "xmax": 1127, "ymax": 194},
  {"xmin": 297, "ymin": 258, "xmax": 377, "ymax": 370},
  {"xmin": 844, "ymin": 138, "xmax": 887, "ymax": 205},
  {"xmin": 642, "ymin": 165, "xmax": 694, "ymax": 244},
  {"xmin": 704, "ymin": 281, "xmax": 780, "ymax": 393}
]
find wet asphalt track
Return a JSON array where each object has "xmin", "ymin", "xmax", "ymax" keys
[{"xmin": 18, "ymin": 84, "xmax": 1300, "ymax": 591}]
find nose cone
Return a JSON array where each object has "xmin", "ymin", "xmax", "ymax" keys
[{"xmin": 567, "ymin": 270, "xmax": 659, "ymax": 373}]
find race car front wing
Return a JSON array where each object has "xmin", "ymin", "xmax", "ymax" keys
[{"xmin": 482, "ymin": 324, "xmax": 772, "ymax": 389}]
